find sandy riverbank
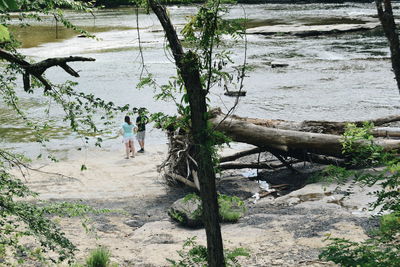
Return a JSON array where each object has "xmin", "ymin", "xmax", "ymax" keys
[{"xmin": 18, "ymin": 144, "xmax": 378, "ymax": 266}]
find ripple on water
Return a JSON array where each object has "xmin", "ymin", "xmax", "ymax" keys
[{"xmin": 4, "ymin": 2, "xmax": 400, "ymax": 151}]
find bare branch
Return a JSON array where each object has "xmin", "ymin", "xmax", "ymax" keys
[
  {"xmin": 219, "ymin": 147, "xmax": 267, "ymax": 163},
  {"xmin": 0, "ymin": 48, "xmax": 95, "ymax": 91}
]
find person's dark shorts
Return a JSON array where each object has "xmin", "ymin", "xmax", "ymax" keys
[{"xmin": 136, "ymin": 131, "xmax": 145, "ymax": 141}]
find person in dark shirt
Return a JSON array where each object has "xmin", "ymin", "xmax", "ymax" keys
[{"xmin": 136, "ymin": 108, "xmax": 149, "ymax": 153}]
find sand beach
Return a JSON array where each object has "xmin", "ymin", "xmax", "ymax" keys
[{"xmin": 17, "ymin": 144, "xmax": 378, "ymax": 266}]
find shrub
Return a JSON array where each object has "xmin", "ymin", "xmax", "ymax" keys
[
  {"xmin": 168, "ymin": 193, "xmax": 246, "ymax": 227},
  {"xmin": 167, "ymin": 237, "xmax": 250, "ymax": 267},
  {"xmin": 85, "ymin": 247, "xmax": 111, "ymax": 267},
  {"xmin": 218, "ymin": 194, "xmax": 246, "ymax": 223},
  {"xmin": 319, "ymin": 123, "xmax": 400, "ymax": 266}
]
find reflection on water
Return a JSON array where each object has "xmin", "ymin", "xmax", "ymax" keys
[
  {"xmin": 9, "ymin": 24, "xmax": 134, "ymax": 48},
  {"xmin": 3, "ymin": 3, "xmax": 400, "ymax": 155}
]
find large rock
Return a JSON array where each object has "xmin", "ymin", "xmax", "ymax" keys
[
  {"xmin": 247, "ymin": 22, "xmax": 380, "ymax": 37},
  {"xmin": 168, "ymin": 194, "xmax": 247, "ymax": 228},
  {"xmin": 168, "ymin": 195, "xmax": 203, "ymax": 228}
]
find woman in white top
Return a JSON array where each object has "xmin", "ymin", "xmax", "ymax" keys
[{"xmin": 121, "ymin": 116, "xmax": 137, "ymax": 159}]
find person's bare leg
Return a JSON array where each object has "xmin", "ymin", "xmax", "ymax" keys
[
  {"xmin": 139, "ymin": 140, "xmax": 144, "ymax": 150},
  {"xmin": 130, "ymin": 140, "xmax": 135, "ymax": 157},
  {"xmin": 124, "ymin": 142, "xmax": 130, "ymax": 159}
]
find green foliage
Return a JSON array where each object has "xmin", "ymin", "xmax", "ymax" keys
[
  {"xmin": 167, "ymin": 237, "xmax": 250, "ymax": 267},
  {"xmin": 342, "ymin": 122, "xmax": 387, "ymax": 167},
  {"xmin": 169, "ymin": 209, "xmax": 186, "ymax": 224},
  {"xmin": 0, "ymin": 1, "xmax": 131, "ymax": 264},
  {"xmin": 85, "ymin": 247, "xmax": 111, "ymax": 267},
  {"xmin": 218, "ymin": 194, "xmax": 246, "ymax": 222},
  {"xmin": 0, "ymin": 158, "xmax": 113, "ymax": 264},
  {"xmin": 169, "ymin": 193, "xmax": 246, "ymax": 226},
  {"xmin": 308, "ymin": 165, "xmax": 355, "ymax": 185},
  {"xmin": 0, "ymin": 0, "xmax": 17, "ymax": 10},
  {"xmin": 0, "ymin": 25, "xmax": 10, "ymax": 42},
  {"xmin": 319, "ymin": 123, "xmax": 400, "ymax": 266},
  {"xmin": 180, "ymin": 1, "xmax": 245, "ymax": 92},
  {"xmin": 379, "ymin": 212, "xmax": 400, "ymax": 240},
  {"xmin": 0, "ymin": 169, "xmax": 71, "ymax": 263},
  {"xmin": 320, "ymin": 235, "xmax": 400, "ymax": 267},
  {"xmin": 183, "ymin": 192, "xmax": 201, "ymax": 202}
]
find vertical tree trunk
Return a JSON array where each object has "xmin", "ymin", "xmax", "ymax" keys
[
  {"xmin": 148, "ymin": 1, "xmax": 225, "ymax": 266},
  {"xmin": 182, "ymin": 51, "xmax": 225, "ymax": 267},
  {"xmin": 376, "ymin": 0, "xmax": 400, "ymax": 92}
]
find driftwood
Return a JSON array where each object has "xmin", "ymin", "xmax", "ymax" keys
[
  {"xmin": 219, "ymin": 147, "xmax": 267, "ymax": 163},
  {"xmin": 223, "ymin": 111, "xmax": 400, "ymax": 135},
  {"xmin": 218, "ymin": 161, "xmax": 289, "ymax": 170},
  {"xmin": 160, "ymin": 108, "xmax": 400, "ymax": 188},
  {"xmin": 224, "ymin": 91, "xmax": 247, "ymax": 97},
  {"xmin": 165, "ymin": 171, "xmax": 197, "ymax": 189},
  {"xmin": 210, "ymin": 112, "xmax": 400, "ymax": 159}
]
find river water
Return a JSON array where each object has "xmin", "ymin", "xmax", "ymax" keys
[{"xmin": 2, "ymin": 3, "xmax": 400, "ymax": 155}]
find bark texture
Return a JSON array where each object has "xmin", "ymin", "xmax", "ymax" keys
[
  {"xmin": 148, "ymin": 1, "xmax": 225, "ymax": 265},
  {"xmin": 376, "ymin": 0, "xmax": 400, "ymax": 92},
  {"xmin": 210, "ymin": 113, "xmax": 400, "ymax": 159},
  {"xmin": 219, "ymin": 108, "xmax": 400, "ymax": 135}
]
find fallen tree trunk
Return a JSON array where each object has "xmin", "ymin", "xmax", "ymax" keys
[
  {"xmin": 210, "ymin": 113, "xmax": 400, "ymax": 159},
  {"xmin": 219, "ymin": 109, "xmax": 400, "ymax": 135},
  {"xmin": 160, "ymin": 109, "xmax": 400, "ymax": 187}
]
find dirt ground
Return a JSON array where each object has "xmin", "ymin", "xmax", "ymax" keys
[{"xmin": 19, "ymin": 144, "xmax": 378, "ymax": 266}]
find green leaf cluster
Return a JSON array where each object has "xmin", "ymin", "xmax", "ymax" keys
[
  {"xmin": 319, "ymin": 123, "xmax": 400, "ymax": 266},
  {"xmin": 167, "ymin": 236, "xmax": 250, "ymax": 267},
  {"xmin": 169, "ymin": 193, "xmax": 246, "ymax": 226},
  {"xmin": 0, "ymin": 1, "xmax": 131, "ymax": 264},
  {"xmin": 0, "ymin": 0, "xmax": 17, "ymax": 11},
  {"xmin": 320, "ymin": 236, "xmax": 400, "ymax": 267},
  {"xmin": 342, "ymin": 122, "xmax": 387, "ymax": 167}
]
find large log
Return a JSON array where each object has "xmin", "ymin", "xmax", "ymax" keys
[
  {"xmin": 215, "ymin": 109, "xmax": 400, "ymax": 135},
  {"xmin": 210, "ymin": 113, "xmax": 400, "ymax": 159}
]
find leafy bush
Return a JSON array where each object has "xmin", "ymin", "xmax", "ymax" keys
[
  {"xmin": 341, "ymin": 122, "xmax": 387, "ymax": 167},
  {"xmin": 167, "ymin": 237, "xmax": 250, "ymax": 267},
  {"xmin": 169, "ymin": 193, "xmax": 246, "ymax": 227},
  {"xmin": 319, "ymin": 123, "xmax": 400, "ymax": 266},
  {"xmin": 320, "ymin": 236, "xmax": 400, "ymax": 267},
  {"xmin": 218, "ymin": 194, "xmax": 246, "ymax": 223},
  {"xmin": 379, "ymin": 213, "xmax": 400, "ymax": 240}
]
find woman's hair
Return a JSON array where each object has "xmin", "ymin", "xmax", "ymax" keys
[{"xmin": 124, "ymin": 116, "xmax": 131, "ymax": 125}]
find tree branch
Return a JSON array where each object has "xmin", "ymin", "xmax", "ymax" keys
[
  {"xmin": 0, "ymin": 48, "xmax": 95, "ymax": 91},
  {"xmin": 219, "ymin": 147, "xmax": 267, "ymax": 163},
  {"xmin": 147, "ymin": 0, "xmax": 184, "ymax": 65}
]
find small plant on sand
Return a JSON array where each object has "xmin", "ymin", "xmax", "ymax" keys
[
  {"xmin": 85, "ymin": 247, "xmax": 112, "ymax": 267},
  {"xmin": 218, "ymin": 194, "xmax": 246, "ymax": 223},
  {"xmin": 167, "ymin": 237, "xmax": 250, "ymax": 267},
  {"xmin": 169, "ymin": 193, "xmax": 246, "ymax": 226}
]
